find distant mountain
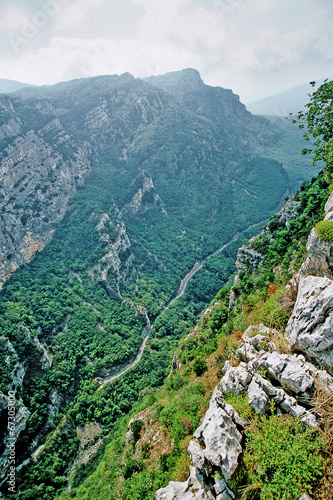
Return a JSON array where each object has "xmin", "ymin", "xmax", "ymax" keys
[
  {"xmin": 247, "ymin": 79, "xmax": 328, "ymax": 116},
  {"xmin": 0, "ymin": 78, "xmax": 35, "ymax": 94}
]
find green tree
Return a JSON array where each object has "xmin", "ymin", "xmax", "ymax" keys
[{"xmin": 296, "ymin": 79, "xmax": 333, "ymax": 183}]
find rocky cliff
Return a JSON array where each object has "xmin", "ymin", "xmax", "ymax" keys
[{"xmin": 0, "ymin": 70, "xmax": 313, "ymax": 288}]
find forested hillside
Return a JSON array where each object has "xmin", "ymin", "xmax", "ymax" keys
[
  {"xmin": 0, "ymin": 69, "xmax": 317, "ymax": 499},
  {"xmin": 61, "ymin": 170, "xmax": 332, "ymax": 500}
]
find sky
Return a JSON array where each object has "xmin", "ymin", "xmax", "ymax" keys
[{"xmin": 0, "ymin": 0, "xmax": 332, "ymax": 103}]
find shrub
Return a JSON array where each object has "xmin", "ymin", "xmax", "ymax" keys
[
  {"xmin": 130, "ymin": 420, "xmax": 144, "ymax": 442},
  {"xmin": 192, "ymin": 358, "xmax": 207, "ymax": 376},
  {"xmin": 241, "ymin": 412, "xmax": 325, "ymax": 500},
  {"xmin": 315, "ymin": 220, "xmax": 333, "ymax": 242},
  {"xmin": 223, "ymin": 393, "xmax": 253, "ymax": 421}
]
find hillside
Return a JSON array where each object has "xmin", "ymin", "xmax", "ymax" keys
[
  {"xmin": 0, "ymin": 79, "xmax": 34, "ymax": 94},
  {"xmin": 0, "ymin": 69, "xmax": 318, "ymax": 499},
  {"xmin": 59, "ymin": 171, "xmax": 333, "ymax": 500}
]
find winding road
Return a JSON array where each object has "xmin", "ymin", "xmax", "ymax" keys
[{"xmin": 96, "ymin": 220, "xmax": 266, "ymax": 390}]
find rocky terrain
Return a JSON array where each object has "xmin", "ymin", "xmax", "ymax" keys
[{"xmin": 155, "ymin": 191, "xmax": 333, "ymax": 500}]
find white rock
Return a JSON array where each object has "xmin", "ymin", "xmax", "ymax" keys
[
  {"xmin": 235, "ymin": 342, "xmax": 258, "ymax": 362},
  {"xmin": 297, "ymin": 493, "xmax": 312, "ymax": 500},
  {"xmin": 252, "ymin": 374, "xmax": 317, "ymax": 427},
  {"xmin": 219, "ymin": 363, "xmax": 252, "ymax": 395},
  {"xmin": 285, "ymin": 276, "xmax": 333, "ymax": 374},
  {"xmin": 189, "ymin": 388, "xmax": 243, "ymax": 480},
  {"xmin": 258, "ymin": 352, "xmax": 314, "ymax": 394},
  {"xmin": 247, "ymin": 378, "xmax": 270, "ymax": 414},
  {"xmin": 154, "ymin": 466, "xmax": 214, "ymax": 500}
]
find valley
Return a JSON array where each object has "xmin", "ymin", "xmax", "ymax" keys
[{"xmin": 0, "ymin": 69, "xmax": 319, "ymax": 499}]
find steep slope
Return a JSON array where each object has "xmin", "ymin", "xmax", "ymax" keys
[
  {"xmin": 0, "ymin": 70, "xmax": 314, "ymax": 286},
  {"xmin": 62, "ymin": 172, "xmax": 332, "ymax": 500},
  {"xmin": 0, "ymin": 70, "xmax": 316, "ymax": 499}
]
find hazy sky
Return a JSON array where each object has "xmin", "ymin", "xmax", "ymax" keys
[{"xmin": 0, "ymin": 0, "xmax": 332, "ymax": 103}]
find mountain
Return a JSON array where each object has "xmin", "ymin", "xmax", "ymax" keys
[
  {"xmin": 0, "ymin": 69, "xmax": 318, "ymax": 499},
  {"xmin": 247, "ymin": 79, "xmax": 327, "ymax": 116},
  {"xmin": 0, "ymin": 79, "xmax": 34, "ymax": 94}
]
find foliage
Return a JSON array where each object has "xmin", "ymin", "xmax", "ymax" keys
[
  {"xmin": 240, "ymin": 412, "xmax": 325, "ymax": 500},
  {"xmin": 0, "ymin": 74, "xmax": 325, "ymax": 498},
  {"xmin": 58, "ymin": 167, "xmax": 331, "ymax": 500},
  {"xmin": 192, "ymin": 358, "xmax": 208, "ymax": 376},
  {"xmin": 296, "ymin": 79, "xmax": 333, "ymax": 183},
  {"xmin": 223, "ymin": 393, "xmax": 253, "ymax": 421},
  {"xmin": 315, "ymin": 219, "xmax": 333, "ymax": 242}
]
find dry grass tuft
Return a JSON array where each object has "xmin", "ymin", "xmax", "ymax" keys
[
  {"xmin": 279, "ymin": 288, "xmax": 297, "ymax": 315},
  {"xmin": 268, "ymin": 328, "xmax": 292, "ymax": 354}
]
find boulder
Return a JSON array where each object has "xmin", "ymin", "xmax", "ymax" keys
[
  {"xmin": 220, "ymin": 362, "xmax": 252, "ymax": 395},
  {"xmin": 247, "ymin": 378, "xmax": 270, "ymax": 414},
  {"xmin": 154, "ymin": 466, "xmax": 214, "ymax": 500},
  {"xmin": 285, "ymin": 276, "xmax": 333, "ymax": 374},
  {"xmin": 325, "ymin": 191, "xmax": 333, "ymax": 219},
  {"xmin": 188, "ymin": 388, "xmax": 244, "ymax": 480},
  {"xmin": 257, "ymin": 351, "xmax": 314, "ymax": 395},
  {"xmin": 300, "ymin": 228, "xmax": 333, "ymax": 276}
]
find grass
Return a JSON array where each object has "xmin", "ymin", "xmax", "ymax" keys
[{"xmin": 315, "ymin": 219, "xmax": 333, "ymax": 242}]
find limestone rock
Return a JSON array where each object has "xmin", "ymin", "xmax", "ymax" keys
[
  {"xmin": 324, "ymin": 191, "xmax": 333, "ymax": 219},
  {"xmin": 252, "ymin": 374, "xmax": 317, "ymax": 427},
  {"xmin": 235, "ymin": 246, "xmax": 263, "ymax": 272},
  {"xmin": 220, "ymin": 362, "xmax": 252, "ymax": 395},
  {"xmin": 220, "ymin": 346, "xmax": 318, "ymax": 426},
  {"xmin": 0, "ymin": 130, "xmax": 91, "ymax": 287},
  {"xmin": 299, "ymin": 193, "xmax": 333, "ymax": 276},
  {"xmin": 285, "ymin": 276, "xmax": 333, "ymax": 374},
  {"xmin": 188, "ymin": 387, "xmax": 243, "ymax": 480},
  {"xmin": 154, "ymin": 466, "xmax": 214, "ymax": 500},
  {"xmin": 278, "ymin": 198, "xmax": 301, "ymax": 227},
  {"xmin": 297, "ymin": 493, "xmax": 312, "ymax": 500},
  {"xmin": 247, "ymin": 378, "xmax": 270, "ymax": 414},
  {"xmin": 257, "ymin": 351, "xmax": 315, "ymax": 395},
  {"xmin": 300, "ymin": 228, "xmax": 333, "ymax": 276}
]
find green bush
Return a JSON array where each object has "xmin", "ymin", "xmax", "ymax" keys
[
  {"xmin": 315, "ymin": 219, "xmax": 333, "ymax": 242},
  {"xmin": 192, "ymin": 358, "xmax": 207, "ymax": 376},
  {"xmin": 240, "ymin": 412, "xmax": 325, "ymax": 500},
  {"xmin": 130, "ymin": 420, "xmax": 144, "ymax": 442}
]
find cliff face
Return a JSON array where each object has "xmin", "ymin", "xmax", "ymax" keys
[
  {"xmin": 0, "ymin": 70, "xmax": 313, "ymax": 288},
  {"xmin": 0, "ymin": 75, "xmax": 168, "ymax": 285},
  {"xmin": 0, "ymin": 127, "xmax": 91, "ymax": 287}
]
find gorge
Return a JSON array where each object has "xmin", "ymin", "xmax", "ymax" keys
[{"xmin": 0, "ymin": 69, "xmax": 328, "ymax": 500}]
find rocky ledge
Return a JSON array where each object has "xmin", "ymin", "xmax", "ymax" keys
[{"xmin": 155, "ymin": 321, "xmax": 333, "ymax": 500}]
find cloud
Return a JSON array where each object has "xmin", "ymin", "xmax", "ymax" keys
[{"xmin": 0, "ymin": 0, "xmax": 332, "ymax": 102}]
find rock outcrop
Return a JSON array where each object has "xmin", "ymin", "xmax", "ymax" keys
[
  {"xmin": 188, "ymin": 387, "xmax": 244, "ymax": 480},
  {"xmin": 285, "ymin": 276, "xmax": 333, "ymax": 374},
  {"xmin": 155, "ymin": 319, "xmax": 333, "ymax": 498},
  {"xmin": 155, "ymin": 387, "xmax": 240, "ymax": 500},
  {"xmin": 285, "ymin": 191, "xmax": 333, "ymax": 374}
]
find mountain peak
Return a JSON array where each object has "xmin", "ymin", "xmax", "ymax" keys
[{"xmin": 144, "ymin": 68, "xmax": 204, "ymax": 93}]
